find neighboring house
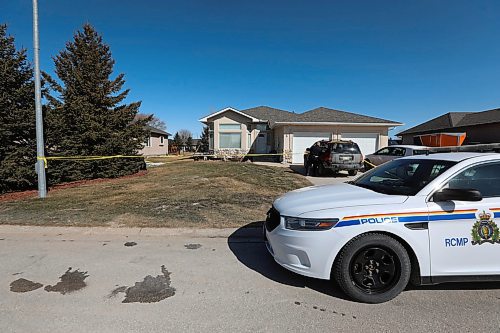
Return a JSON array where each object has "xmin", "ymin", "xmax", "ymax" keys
[
  {"xmin": 190, "ymin": 138, "xmax": 200, "ymax": 151},
  {"xmin": 168, "ymin": 138, "xmax": 199, "ymax": 153},
  {"xmin": 199, "ymin": 106, "xmax": 402, "ymax": 164},
  {"xmin": 139, "ymin": 125, "xmax": 171, "ymax": 156},
  {"xmin": 397, "ymin": 108, "xmax": 500, "ymax": 145}
]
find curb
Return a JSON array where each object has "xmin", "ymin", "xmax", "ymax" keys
[{"xmin": 0, "ymin": 224, "xmax": 263, "ymax": 239}]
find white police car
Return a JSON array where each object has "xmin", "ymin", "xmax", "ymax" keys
[{"xmin": 264, "ymin": 152, "xmax": 500, "ymax": 303}]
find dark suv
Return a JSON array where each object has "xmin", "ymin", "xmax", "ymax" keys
[{"xmin": 304, "ymin": 140, "xmax": 363, "ymax": 176}]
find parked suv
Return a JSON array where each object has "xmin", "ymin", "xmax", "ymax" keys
[{"xmin": 304, "ymin": 140, "xmax": 363, "ymax": 176}]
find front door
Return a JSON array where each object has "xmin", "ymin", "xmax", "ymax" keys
[
  {"xmin": 427, "ymin": 161, "xmax": 500, "ymax": 277},
  {"xmin": 256, "ymin": 133, "xmax": 267, "ymax": 153}
]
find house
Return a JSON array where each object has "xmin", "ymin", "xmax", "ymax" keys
[
  {"xmin": 190, "ymin": 138, "xmax": 201, "ymax": 151},
  {"xmin": 199, "ymin": 106, "xmax": 402, "ymax": 164},
  {"xmin": 396, "ymin": 108, "xmax": 500, "ymax": 145},
  {"xmin": 168, "ymin": 138, "xmax": 200, "ymax": 153},
  {"xmin": 139, "ymin": 125, "xmax": 171, "ymax": 156}
]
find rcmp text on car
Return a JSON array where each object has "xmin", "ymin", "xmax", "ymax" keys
[{"xmin": 264, "ymin": 152, "xmax": 500, "ymax": 303}]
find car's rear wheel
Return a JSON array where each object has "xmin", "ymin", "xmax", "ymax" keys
[
  {"xmin": 317, "ymin": 163, "xmax": 326, "ymax": 177},
  {"xmin": 348, "ymin": 169, "xmax": 357, "ymax": 176},
  {"xmin": 363, "ymin": 160, "xmax": 373, "ymax": 171},
  {"xmin": 334, "ymin": 233, "xmax": 411, "ymax": 303}
]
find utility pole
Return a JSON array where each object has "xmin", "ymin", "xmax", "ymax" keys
[{"xmin": 32, "ymin": 0, "xmax": 47, "ymax": 198}]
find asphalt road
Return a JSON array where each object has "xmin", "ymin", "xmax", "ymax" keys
[{"xmin": 1, "ymin": 226, "xmax": 499, "ymax": 333}]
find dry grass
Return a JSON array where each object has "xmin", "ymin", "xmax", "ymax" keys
[{"xmin": 0, "ymin": 160, "xmax": 311, "ymax": 228}]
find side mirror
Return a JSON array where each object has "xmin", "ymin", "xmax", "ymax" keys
[
  {"xmin": 305, "ymin": 148, "xmax": 310, "ymax": 152},
  {"xmin": 433, "ymin": 188, "xmax": 482, "ymax": 202}
]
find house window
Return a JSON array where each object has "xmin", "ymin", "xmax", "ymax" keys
[
  {"xmin": 209, "ymin": 132, "xmax": 214, "ymax": 150},
  {"xmin": 219, "ymin": 123, "xmax": 241, "ymax": 130},
  {"xmin": 248, "ymin": 132, "xmax": 252, "ymax": 149},
  {"xmin": 145, "ymin": 136, "xmax": 151, "ymax": 147},
  {"xmin": 256, "ymin": 124, "xmax": 268, "ymax": 131},
  {"xmin": 160, "ymin": 136, "xmax": 164, "ymax": 145},
  {"xmin": 219, "ymin": 133, "xmax": 241, "ymax": 149}
]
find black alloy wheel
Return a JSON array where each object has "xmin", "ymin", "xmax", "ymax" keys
[
  {"xmin": 350, "ymin": 247, "xmax": 399, "ymax": 293},
  {"xmin": 334, "ymin": 233, "xmax": 411, "ymax": 303}
]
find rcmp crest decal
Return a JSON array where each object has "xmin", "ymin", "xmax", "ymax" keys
[{"xmin": 471, "ymin": 210, "xmax": 500, "ymax": 245}]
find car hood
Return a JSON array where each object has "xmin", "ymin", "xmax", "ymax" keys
[{"xmin": 273, "ymin": 183, "xmax": 408, "ymax": 216}]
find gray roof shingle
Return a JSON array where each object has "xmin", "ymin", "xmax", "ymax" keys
[
  {"xmin": 240, "ymin": 106, "xmax": 299, "ymax": 123},
  {"xmin": 238, "ymin": 106, "xmax": 400, "ymax": 126},
  {"xmin": 145, "ymin": 125, "xmax": 170, "ymax": 136},
  {"xmin": 456, "ymin": 108, "xmax": 500, "ymax": 127},
  {"xmin": 296, "ymin": 107, "xmax": 401, "ymax": 124},
  {"xmin": 397, "ymin": 108, "xmax": 500, "ymax": 136}
]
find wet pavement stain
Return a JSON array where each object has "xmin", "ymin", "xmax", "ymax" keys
[
  {"xmin": 184, "ymin": 244, "xmax": 202, "ymax": 250},
  {"xmin": 10, "ymin": 278, "xmax": 44, "ymax": 293},
  {"xmin": 124, "ymin": 242, "xmax": 137, "ymax": 247},
  {"xmin": 108, "ymin": 286, "xmax": 127, "ymax": 298},
  {"xmin": 122, "ymin": 265, "xmax": 175, "ymax": 303},
  {"xmin": 44, "ymin": 268, "xmax": 89, "ymax": 294}
]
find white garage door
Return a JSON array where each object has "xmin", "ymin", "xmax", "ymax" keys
[
  {"xmin": 292, "ymin": 132, "xmax": 330, "ymax": 164},
  {"xmin": 341, "ymin": 133, "xmax": 379, "ymax": 155}
]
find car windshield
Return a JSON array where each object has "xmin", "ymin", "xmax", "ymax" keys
[
  {"xmin": 351, "ymin": 159, "xmax": 457, "ymax": 196},
  {"xmin": 331, "ymin": 142, "xmax": 360, "ymax": 153}
]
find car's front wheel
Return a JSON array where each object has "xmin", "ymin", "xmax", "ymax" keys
[
  {"xmin": 334, "ymin": 233, "xmax": 411, "ymax": 303},
  {"xmin": 348, "ymin": 169, "xmax": 357, "ymax": 176}
]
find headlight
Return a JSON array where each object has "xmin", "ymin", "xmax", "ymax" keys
[{"xmin": 284, "ymin": 217, "xmax": 339, "ymax": 231}]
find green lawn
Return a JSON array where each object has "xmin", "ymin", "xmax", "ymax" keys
[{"xmin": 0, "ymin": 160, "xmax": 311, "ymax": 228}]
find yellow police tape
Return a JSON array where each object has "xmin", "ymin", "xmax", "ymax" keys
[
  {"xmin": 363, "ymin": 159, "xmax": 378, "ymax": 168},
  {"xmin": 37, "ymin": 154, "xmax": 378, "ymax": 169},
  {"xmin": 36, "ymin": 155, "xmax": 179, "ymax": 169}
]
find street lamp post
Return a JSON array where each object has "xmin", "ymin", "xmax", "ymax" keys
[{"xmin": 32, "ymin": 0, "xmax": 47, "ymax": 198}]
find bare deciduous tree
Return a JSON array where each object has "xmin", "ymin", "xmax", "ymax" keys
[
  {"xmin": 148, "ymin": 116, "xmax": 167, "ymax": 131},
  {"xmin": 177, "ymin": 129, "xmax": 192, "ymax": 144}
]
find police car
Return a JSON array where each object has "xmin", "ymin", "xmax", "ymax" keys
[{"xmin": 264, "ymin": 152, "xmax": 500, "ymax": 303}]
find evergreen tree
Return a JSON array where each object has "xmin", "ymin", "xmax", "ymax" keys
[
  {"xmin": 200, "ymin": 126, "xmax": 210, "ymax": 152},
  {"xmin": 43, "ymin": 24, "xmax": 149, "ymax": 182},
  {"xmin": 186, "ymin": 136, "xmax": 193, "ymax": 152},
  {"xmin": 0, "ymin": 24, "xmax": 37, "ymax": 193},
  {"xmin": 173, "ymin": 132, "xmax": 182, "ymax": 152}
]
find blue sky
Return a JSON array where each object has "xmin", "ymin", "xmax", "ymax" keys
[{"xmin": 3, "ymin": 0, "xmax": 500, "ymax": 138}]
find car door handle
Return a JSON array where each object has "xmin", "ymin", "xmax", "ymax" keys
[{"xmin": 404, "ymin": 222, "xmax": 428, "ymax": 230}]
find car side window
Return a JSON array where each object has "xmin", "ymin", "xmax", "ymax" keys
[
  {"xmin": 392, "ymin": 148, "xmax": 406, "ymax": 157},
  {"xmin": 447, "ymin": 162, "xmax": 500, "ymax": 198},
  {"xmin": 376, "ymin": 147, "xmax": 391, "ymax": 155},
  {"xmin": 413, "ymin": 149, "xmax": 428, "ymax": 156}
]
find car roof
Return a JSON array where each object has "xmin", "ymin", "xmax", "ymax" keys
[
  {"xmin": 389, "ymin": 145, "xmax": 429, "ymax": 149},
  {"xmin": 317, "ymin": 140, "xmax": 356, "ymax": 144},
  {"xmin": 404, "ymin": 152, "xmax": 499, "ymax": 162}
]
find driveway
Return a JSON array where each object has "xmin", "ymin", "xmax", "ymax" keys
[
  {"xmin": 288, "ymin": 165, "xmax": 359, "ymax": 186},
  {"xmin": 1, "ymin": 225, "xmax": 498, "ymax": 332}
]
